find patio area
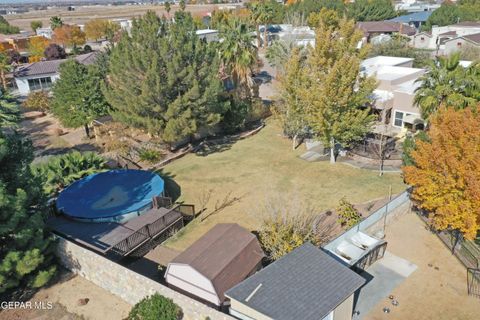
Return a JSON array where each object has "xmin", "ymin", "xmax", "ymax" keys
[{"xmin": 362, "ymin": 212, "xmax": 479, "ymax": 319}]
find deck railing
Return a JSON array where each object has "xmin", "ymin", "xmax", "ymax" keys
[
  {"xmin": 176, "ymin": 204, "xmax": 196, "ymax": 220},
  {"xmin": 109, "ymin": 204, "xmax": 194, "ymax": 256}
]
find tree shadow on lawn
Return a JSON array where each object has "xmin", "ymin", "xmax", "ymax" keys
[
  {"xmin": 156, "ymin": 169, "xmax": 182, "ymax": 202},
  {"xmin": 195, "ymin": 136, "xmax": 237, "ymax": 157}
]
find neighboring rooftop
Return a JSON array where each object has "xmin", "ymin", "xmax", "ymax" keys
[
  {"xmin": 439, "ymin": 31, "xmax": 457, "ymax": 36},
  {"xmin": 372, "ymin": 65, "xmax": 425, "ymax": 81},
  {"xmin": 357, "ymin": 21, "xmax": 417, "ymax": 36},
  {"xmin": 388, "ymin": 11, "xmax": 432, "ymax": 24},
  {"xmin": 361, "ymin": 56, "xmax": 414, "ymax": 70},
  {"xmin": 451, "ymin": 21, "xmax": 480, "ymax": 28},
  {"xmin": 225, "ymin": 243, "xmax": 366, "ymax": 320},
  {"xmin": 462, "ymin": 32, "xmax": 480, "ymax": 44},
  {"xmin": 169, "ymin": 223, "xmax": 264, "ymax": 302},
  {"xmin": 394, "ymin": 79, "xmax": 422, "ymax": 95},
  {"xmin": 14, "ymin": 52, "xmax": 99, "ymax": 78}
]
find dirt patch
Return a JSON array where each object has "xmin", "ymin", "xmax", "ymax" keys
[
  {"xmin": 365, "ymin": 213, "xmax": 480, "ymax": 320},
  {"xmin": 1, "ymin": 274, "xmax": 131, "ymax": 320},
  {"xmin": 6, "ymin": 4, "xmax": 223, "ymax": 31}
]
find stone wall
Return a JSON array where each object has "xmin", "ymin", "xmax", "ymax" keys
[{"xmin": 56, "ymin": 237, "xmax": 234, "ymax": 320}]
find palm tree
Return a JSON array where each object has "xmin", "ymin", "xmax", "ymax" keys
[
  {"xmin": 248, "ymin": 1, "xmax": 274, "ymax": 49},
  {"xmin": 248, "ymin": 1, "xmax": 263, "ymax": 48},
  {"xmin": 414, "ymin": 53, "xmax": 479, "ymax": 119},
  {"xmin": 218, "ymin": 19, "xmax": 258, "ymax": 96},
  {"xmin": 260, "ymin": 3, "xmax": 275, "ymax": 49},
  {"xmin": 50, "ymin": 16, "xmax": 63, "ymax": 30}
]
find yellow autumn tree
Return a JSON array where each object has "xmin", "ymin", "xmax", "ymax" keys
[
  {"xmin": 28, "ymin": 36, "xmax": 49, "ymax": 62},
  {"xmin": 53, "ymin": 25, "xmax": 86, "ymax": 48},
  {"xmin": 403, "ymin": 107, "xmax": 480, "ymax": 239},
  {"xmin": 84, "ymin": 19, "xmax": 107, "ymax": 41}
]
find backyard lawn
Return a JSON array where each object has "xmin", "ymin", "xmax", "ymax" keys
[{"xmin": 162, "ymin": 120, "xmax": 406, "ymax": 251}]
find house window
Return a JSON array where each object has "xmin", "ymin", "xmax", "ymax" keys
[
  {"xmin": 420, "ymin": 37, "xmax": 425, "ymax": 41},
  {"xmin": 27, "ymin": 77, "xmax": 52, "ymax": 91},
  {"xmin": 457, "ymin": 42, "xmax": 462, "ymax": 47},
  {"xmin": 394, "ymin": 111, "xmax": 404, "ymax": 127}
]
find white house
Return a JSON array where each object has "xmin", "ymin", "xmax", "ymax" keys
[
  {"xmin": 412, "ymin": 21, "xmax": 480, "ymax": 53},
  {"xmin": 13, "ymin": 52, "xmax": 98, "ymax": 96},
  {"xmin": 443, "ymin": 33, "xmax": 480, "ymax": 55},
  {"xmin": 196, "ymin": 29, "xmax": 219, "ymax": 42},
  {"xmin": 36, "ymin": 27, "xmax": 53, "ymax": 39}
]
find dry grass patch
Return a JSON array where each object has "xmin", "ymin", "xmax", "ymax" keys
[{"xmin": 163, "ymin": 120, "xmax": 406, "ymax": 251}]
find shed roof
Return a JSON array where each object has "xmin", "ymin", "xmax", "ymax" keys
[
  {"xmin": 15, "ymin": 52, "xmax": 99, "ymax": 78},
  {"xmin": 169, "ymin": 223, "xmax": 264, "ymax": 302},
  {"xmin": 452, "ymin": 21, "xmax": 480, "ymax": 28},
  {"xmin": 225, "ymin": 243, "xmax": 366, "ymax": 320}
]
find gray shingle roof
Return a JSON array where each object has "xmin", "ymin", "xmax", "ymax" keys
[
  {"xmin": 14, "ymin": 52, "xmax": 99, "ymax": 78},
  {"xmin": 225, "ymin": 243, "xmax": 366, "ymax": 320}
]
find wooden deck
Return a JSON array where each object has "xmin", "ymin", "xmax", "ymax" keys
[{"xmin": 47, "ymin": 205, "xmax": 187, "ymax": 257}]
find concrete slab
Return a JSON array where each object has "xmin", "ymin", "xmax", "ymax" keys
[
  {"xmin": 300, "ymin": 151, "xmax": 324, "ymax": 162},
  {"xmin": 380, "ymin": 251, "xmax": 417, "ymax": 278},
  {"xmin": 353, "ymin": 251, "xmax": 417, "ymax": 319}
]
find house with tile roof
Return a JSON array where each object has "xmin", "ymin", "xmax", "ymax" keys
[
  {"xmin": 13, "ymin": 52, "xmax": 99, "ymax": 96},
  {"xmin": 412, "ymin": 21, "xmax": 480, "ymax": 53},
  {"xmin": 225, "ymin": 243, "xmax": 366, "ymax": 320},
  {"xmin": 356, "ymin": 21, "xmax": 416, "ymax": 45},
  {"xmin": 444, "ymin": 32, "xmax": 480, "ymax": 55}
]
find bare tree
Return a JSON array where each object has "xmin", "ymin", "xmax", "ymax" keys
[{"xmin": 200, "ymin": 191, "xmax": 245, "ymax": 222}]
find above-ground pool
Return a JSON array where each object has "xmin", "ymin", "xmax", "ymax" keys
[{"xmin": 56, "ymin": 169, "xmax": 165, "ymax": 222}]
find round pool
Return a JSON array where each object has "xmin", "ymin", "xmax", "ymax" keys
[{"xmin": 56, "ymin": 169, "xmax": 165, "ymax": 222}]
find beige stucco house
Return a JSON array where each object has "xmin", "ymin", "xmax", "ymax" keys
[
  {"xmin": 443, "ymin": 33, "xmax": 480, "ymax": 55},
  {"xmin": 361, "ymin": 56, "xmax": 426, "ymax": 130}
]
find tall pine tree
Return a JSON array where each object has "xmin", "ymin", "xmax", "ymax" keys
[
  {"xmin": 51, "ymin": 57, "xmax": 110, "ymax": 137},
  {"xmin": 0, "ymin": 132, "xmax": 56, "ymax": 297},
  {"xmin": 103, "ymin": 11, "xmax": 230, "ymax": 143}
]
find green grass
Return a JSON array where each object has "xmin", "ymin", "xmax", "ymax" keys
[{"xmin": 162, "ymin": 120, "xmax": 406, "ymax": 250}]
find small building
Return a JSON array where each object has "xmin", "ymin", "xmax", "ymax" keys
[
  {"xmin": 13, "ymin": 52, "xmax": 98, "ymax": 96},
  {"xmin": 165, "ymin": 223, "xmax": 264, "ymax": 308},
  {"xmin": 225, "ymin": 243, "xmax": 366, "ymax": 320},
  {"xmin": 444, "ymin": 33, "xmax": 480, "ymax": 55},
  {"xmin": 36, "ymin": 27, "xmax": 53, "ymax": 39},
  {"xmin": 196, "ymin": 29, "xmax": 219, "ymax": 42}
]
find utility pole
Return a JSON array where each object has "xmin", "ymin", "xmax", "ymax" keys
[{"xmin": 381, "ymin": 185, "xmax": 393, "ymax": 237}]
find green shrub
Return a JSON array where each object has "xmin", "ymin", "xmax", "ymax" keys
[
  {"xmin": 336, "ymin": 197, "xmax": 362, "ymax": 229},
  {"xmin": 128, "ymin": 293, "xmax": 182, "ymax": 320},
  {"xmin": 139, "ymin": 148, "xmax": 162, "ymax": 163},
  {"xmin": 32, "ymin": 151, "xmax": 106, "ymax": 196},
  {"xmin": 23, "ymin": 91, "xmax": 50, "ymax": 113}
]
